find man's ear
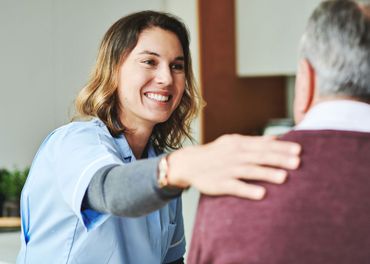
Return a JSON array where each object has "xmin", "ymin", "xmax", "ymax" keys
[{"xmin": 293, "ymin": 59, "xmax": 315, "ymax": 124}]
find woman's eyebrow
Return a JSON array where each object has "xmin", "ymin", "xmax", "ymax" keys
[
  {"xmin": 139, "ymin": 50, "xmax": 160, "ymax": 57},
  {"xmin": 174, "ymin": 56, "xmax": 185, "ymax": 61},
  {"xmin": 138, "ymin": 50, "xmax": 184, "ymax": 61}
]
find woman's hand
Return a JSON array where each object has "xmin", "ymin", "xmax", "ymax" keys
[{"xmin": 167, "ymin": 134, "xmax": 301, "ymax": 200}]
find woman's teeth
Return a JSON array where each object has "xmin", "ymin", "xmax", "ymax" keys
[{"xmin": 145, "ymin": 93, "xmax": 169, "ymax": 102}]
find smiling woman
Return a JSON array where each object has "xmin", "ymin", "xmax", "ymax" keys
[
  {"xmin": 16, "ymin": 10, "xmax": 301, "ymax": 264},
  {"xmin": 117, "ymin": 27, "xmax": 187, "ymax": 158}
]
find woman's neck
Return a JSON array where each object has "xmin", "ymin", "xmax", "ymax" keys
[
  {"xmin": 124, "ymin": 126, "xmax": 153, "ymax": 159},
  {"xmin": 119, "ymin": 111, "xmax": 156, "ymax": 159}
]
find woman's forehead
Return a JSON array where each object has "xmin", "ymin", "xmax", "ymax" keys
[{"xmin": 131, "ymin": 27, "xmax": 184, "ymax": 58}]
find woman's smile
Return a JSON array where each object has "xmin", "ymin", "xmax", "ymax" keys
[{"xmin": 144, "ymin": 92, "xmax": 171, "ymax": 103}]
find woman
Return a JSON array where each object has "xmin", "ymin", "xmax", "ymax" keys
[{"xmin": 17, "ymin": 11, "xmax": 300, "ymax": 264}]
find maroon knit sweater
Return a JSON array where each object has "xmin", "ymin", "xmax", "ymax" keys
[{"xmin": 188, "ymin": 130, "xmax": 370, "ymax": 264}]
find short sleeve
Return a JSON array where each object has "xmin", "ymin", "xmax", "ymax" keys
[
  {"xmin": 54, "ymin": 121, "xmax": 123, "ymax": 230},
  {"xmin": 164, "ymin": 198, "xmax": 186, "ymax": 263}
]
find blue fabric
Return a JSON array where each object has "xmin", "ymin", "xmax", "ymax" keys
[{"xmin": 17, "ymin": 119, "xmax": 185, "ymax": 264}]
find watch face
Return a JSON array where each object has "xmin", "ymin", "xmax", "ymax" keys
[{"xmin": 158, "ymin": 156, "xmax": 169, "ymax": 188}]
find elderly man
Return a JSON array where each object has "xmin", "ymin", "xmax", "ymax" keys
[{"xmin": 188, "ymin": 0, "xmax": 370, "ymax": 263}]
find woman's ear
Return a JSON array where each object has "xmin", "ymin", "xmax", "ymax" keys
[{"xmin": 293, "ymin": 59, "xmax": 315, "ymax": 124}]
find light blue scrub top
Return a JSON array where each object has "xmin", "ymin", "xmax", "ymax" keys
[{"xmin": 17, "ymin": 119, "xmax": 186, "ymax": 264}]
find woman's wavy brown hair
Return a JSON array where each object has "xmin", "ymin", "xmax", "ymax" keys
[{"xmin": 74, "ymin": 11, "xmax": 202, "ymax": 152}]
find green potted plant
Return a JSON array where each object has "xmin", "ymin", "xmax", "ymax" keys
[
  {"xmin": 0, "ymin": 169, "xmax": 7, "ymax": 217},
  {"xmin": 0, "ymin": 167, "xmax": 29, "ymax": 217}
]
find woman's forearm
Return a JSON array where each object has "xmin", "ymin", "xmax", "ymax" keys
[{"xmin": 83, "ymin": 156, "xmax": 183, "ymax": 217}]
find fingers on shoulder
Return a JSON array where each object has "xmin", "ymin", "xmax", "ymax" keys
[
  {"xmin": 222, "ymin": 180, "xmax": 266, "ymax": 200},
  {"xmin": 231, "ymin": 164, "xmax": 287, "ymax": 184},
  {"xmin": 216, "ymin": 134, "xmax": 301, "ymax": 155}
]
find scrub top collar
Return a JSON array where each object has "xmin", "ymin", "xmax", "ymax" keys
[
  {"xmin": 94, "ymin": 118, "xmax": 157, "ymax": 163},
  {"xmin": 114, "ymin": 134, "xmax": 157, "ymax": 163}
]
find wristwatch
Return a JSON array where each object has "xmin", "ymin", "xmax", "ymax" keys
[{"xmin": 157, "ymin": 155, "xmax": 170, "ymax": 188}]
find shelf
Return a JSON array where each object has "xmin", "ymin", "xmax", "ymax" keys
[{"xmin": 0, "ymin": 217, "xmax": 21, "ymax": 231}]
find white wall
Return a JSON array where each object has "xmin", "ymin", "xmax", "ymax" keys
[
  {"xmin": 235, "ymin": 0, "xmax": 321, "ymax": 76},
  {"xmin": 0, "ymin": 0, "xmax": 55, "ymax": 169},
  {"xmin": 0, "ymin": 0, "xmax": 200, "ymax": 257}
]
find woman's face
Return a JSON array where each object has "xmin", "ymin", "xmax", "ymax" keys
[{"xmin": 117, "ymin": 27, "xmax": 186, "ymax": 130}]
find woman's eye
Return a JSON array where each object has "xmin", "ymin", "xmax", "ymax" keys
[
  {"xmin": 142, "ymin": 59, "xmax": 156, "ymax": 66},
  {"xmin": 171, "ymin": 63, "xmax": 184, "ymax": 72}
]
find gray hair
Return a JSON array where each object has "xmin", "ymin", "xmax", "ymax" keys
[{"xmin": 300, "ymin": 0, "xmax": 370, "ymax": 100}]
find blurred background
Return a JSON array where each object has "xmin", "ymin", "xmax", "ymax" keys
[{"xmin": 0, "ymin": 0, "xmax": 320, "ymax": 262}]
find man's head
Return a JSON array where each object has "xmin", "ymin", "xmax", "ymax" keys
[{"xmin": 294, "ymin": 0, "xmax": 370, "ymax": 123}]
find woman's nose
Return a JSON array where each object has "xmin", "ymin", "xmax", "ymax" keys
[{"xmin": 155, "ymin": 66, "xmax": 173, "ymax": 86}]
